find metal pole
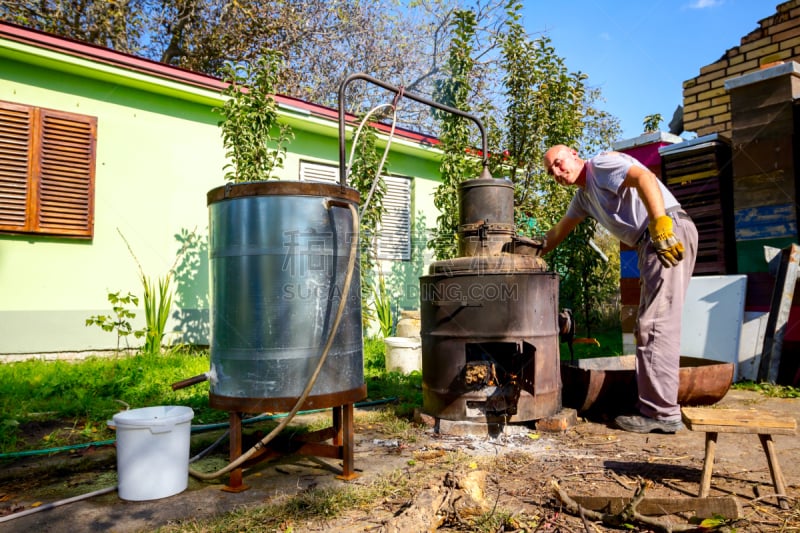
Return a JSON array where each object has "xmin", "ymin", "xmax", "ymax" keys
[{"xmin": 337, "ymin": 72, "xmax": 489, "ymax": 187}]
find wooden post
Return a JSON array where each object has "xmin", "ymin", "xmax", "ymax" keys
[
  {"xmin": 699, "ymin": 432, "xmax": 718, "ymax": 498},
  {"xmin": 759, "ymin": 433, "xmax": 790, "ymax": 510},
  {"xmin": 759, "ymin": 243, "xmax": 800, "ymax": 383}
]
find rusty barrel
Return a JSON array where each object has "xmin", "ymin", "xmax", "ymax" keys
[{"xmin": 419, "ymin": 254, "xmax": 561, "ymax": 423}]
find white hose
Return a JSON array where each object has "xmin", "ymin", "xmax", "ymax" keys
[{"xmin": 346, "ymin": 102, "xmax": 399, "ymax": 217}]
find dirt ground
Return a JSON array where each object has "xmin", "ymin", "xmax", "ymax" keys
[{"xmin": 1, "ymin": 388, "xmax": 798, "ymax": 532}]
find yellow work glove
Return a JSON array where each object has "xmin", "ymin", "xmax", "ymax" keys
[{"xmin": 648, "ymin": 215, "xmax": 684, "ymax": 267}]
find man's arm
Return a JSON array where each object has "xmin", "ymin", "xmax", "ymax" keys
[
  {"xmin": 543, "ymin": 215, "xmax": 583, "ymax": 254},
  {"xmin": 621, "ymin": 164, "xmax": 665, "ymax": 219},
  {"xmin": 622, "ymin": 164, "xmax": 684, "ymax": 267}
]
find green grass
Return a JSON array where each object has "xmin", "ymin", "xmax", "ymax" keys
[
  {"xmin": 732, "ymin": 380, "xmax": 800, "ymax": 398},
  {"xmin": 0, "ymin": 348, "xmax": 218, "ymax": 454},
  {"xmin": 0, "ymin": 338, "xmax": 421, "ymax": 455},
  {"xmin": 559, "ymin": 327, "xmax": 624, "ymax": 361},
  {"xmin": 2, "ymin": 330, "xmax": 794, "ymax": 456},
  {"xmin": 363, "ymin": 336, "xmax": 423, "ymax": 417}
]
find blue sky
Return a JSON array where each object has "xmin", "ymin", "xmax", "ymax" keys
[{"xmin": 522, "ymin": 0, "xmax": 781, "ymax": 141}]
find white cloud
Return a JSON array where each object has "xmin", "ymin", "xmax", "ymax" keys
[{"xmin": 687, "ymin": 0, "xmax": 723, "ymax": 8}]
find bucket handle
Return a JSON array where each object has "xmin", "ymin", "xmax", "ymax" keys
[{"xmin": 148, "ymin": 424, "xmax": 177, "ymax": 434}]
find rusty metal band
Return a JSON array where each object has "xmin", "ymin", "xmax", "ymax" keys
[
  {"xmin": 209, "ymin": 385, "xmax": 367, "ymax": 414},
  {"xmin": 207, "ymin": 181, "xmax": 360, "ymax": 205}
]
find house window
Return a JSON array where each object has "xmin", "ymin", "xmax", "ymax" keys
[
  {"xmin": 377, "ymin": 175, "xmax": 411, "ymax": 261},
  {"xmin": 0, "ymin": 101, "xmax": 97, "ymax": 238},
  {"xmin": 299, "ymin": 160, "xmax": 339, "ymax": 184},
  {"xmin": 299, "ymin": 161, "xmax": 411, "ymax": 261}
]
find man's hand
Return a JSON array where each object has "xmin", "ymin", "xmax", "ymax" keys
[{"xmin": 649, "ymin": 215, "xmax": 684, "ymax": 267}]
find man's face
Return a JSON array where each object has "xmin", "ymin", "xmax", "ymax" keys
[{"xmin": 544, "ymin": 147, "xmax": 580, "ymax": 186}]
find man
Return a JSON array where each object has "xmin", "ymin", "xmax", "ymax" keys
[{"xmin": 542, "ymin": 145, "xmax": 697, "ymax": 433}]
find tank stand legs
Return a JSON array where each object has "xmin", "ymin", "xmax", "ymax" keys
[
  {"xmin": 222, "ymin": 403, "xmax": 358, "ymax": 492},
  {"xmin": 222, "ymin": 411, "xmax": 249, "ymax": 493},
  {"xmin": 335, "ymin": 403, "xmax": 358, "ymax": 480}
]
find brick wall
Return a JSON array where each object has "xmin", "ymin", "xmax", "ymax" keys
[{"xmin": 683, "ymin": 0, "xmax": 800, "ymax": 137}]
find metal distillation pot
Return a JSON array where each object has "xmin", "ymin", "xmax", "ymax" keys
[{"xmin": 420, "ymin": 177, "xmax": 562, "ymax": 424}]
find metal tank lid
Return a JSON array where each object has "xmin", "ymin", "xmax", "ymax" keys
[{"xmin": 207, "ymin": 180, "xmax": 360, "ymax": 205}]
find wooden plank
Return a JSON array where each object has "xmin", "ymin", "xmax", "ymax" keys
[
  {"xmin": 672, "ymin": 176, "xmax": 722, "ymax": 193},
  {"xmin": 665, "ymin": 169, "xmax": 719, "ymax": 185},
  {"xmin": 619, "ymin": 277, "xmax": 640, "ymax": 305},
  {"xmin": 734, "ymin": 204, "xmax": 797, "ymax": 240},
  {"xmin": 681, "ymin": 407, "xmax": 797, "ymax": 434},
  {"xmin": 733, "ymin": 171, "xmax": 795, "ymax": 210},
  {"xmin": 569, "ymin": 494, "xmax": 741, "ymax": 518},
  {"xmin": 759, "ymin": 243, "xmax": 800, "ymax": 383},
  {"xmin": 731, "ymin": 136, "xmax": 794, "ymax": 178},
  {"xmin": 620, "ymin": 304, "xmax": 637, "ymax": 331},
  {"xmin": 662, "ymin": 147, "xmax": 719, "ymax": 168},
  {"xmin": 730, "ymin": 78, "xmax": 800, "ymax": 107},
  {"xmin": 732, "ymin": 122, "xmax": 795, "ymax": 145}
]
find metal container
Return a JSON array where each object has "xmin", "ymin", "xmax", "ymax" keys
[
  {"xmin": 420, "ymin": 254, "xmax": 561, "ymax": 423},
  {"xmin": 458, "ymin": 177, "xmax": 515, "ymax": 227},
  {"xmin": 206, "ymin": 181, "xmax": 365, "ymax": 413},
  {"xmin": 561, "ymin": 355, "xmax": 734, "ymax": 416},
  {"xmin": 458, "ymin": 178, "xmax": 515, "ymax": 256}
]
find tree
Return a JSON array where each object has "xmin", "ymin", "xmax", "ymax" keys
[
  {"xmin": 1, "ymin": 0, "xmax": 148, "ymax": 53},
  {"xmin": 214, "ymin": 51, "xmax": 294, "ymax": 183},
  {"xmin": 0, "ymin": 0, "xmax": 512, "ymax": 134},
  {"xmin": 488, "ymin": 0, "xmax": 621, "ymax": 335},
  {"xmin": 429, "ymin": 9, "xmax": 482, "ymax": 260}
]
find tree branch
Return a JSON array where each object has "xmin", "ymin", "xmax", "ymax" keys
[{"xmin": 551, "ymin": 478, "xmax": 700, "ymax": 533}]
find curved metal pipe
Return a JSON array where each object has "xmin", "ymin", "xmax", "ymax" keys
[{"xmin": 337, "ymin": 72, "xmax": 490, "ymax": 187}]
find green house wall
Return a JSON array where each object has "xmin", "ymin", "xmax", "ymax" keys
[{"xmin": 0, "ymin": 28, "xmax": 444, "ymax": 356}]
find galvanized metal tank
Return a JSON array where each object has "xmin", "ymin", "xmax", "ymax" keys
[
  {"xmin": 206, "ymin": 181, "xmax": 366, "ymax": 413},
  {"xmin": 420, "ymin": 177, "xmax": 562, "ymax": 424}
]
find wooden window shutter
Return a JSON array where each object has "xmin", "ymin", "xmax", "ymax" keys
[
  {"xmin": 0, "ymin": 101, "xmax": 96, "ymax": 238},
  {"xmin": 36, "ymin": 108, "xmax": 96, "ymax": 236},
  {"xmin": 0, "ymin": 102, "xmax": 33, "ymax": 230}
]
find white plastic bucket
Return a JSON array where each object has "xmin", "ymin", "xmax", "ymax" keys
[
  {"xmin": 384, "ymin": 336, "xmax": 422, "ymax": 374},
  {"xmin": 109, "ymin": 405, "xmax": 194, "ymax": 501}
]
